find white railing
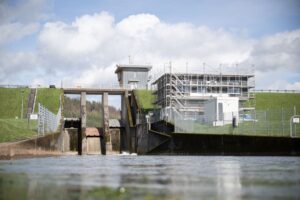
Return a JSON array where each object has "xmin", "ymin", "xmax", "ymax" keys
[{"xmin": 38, "ymin": 103, "xmax": 62, "ymax": 136}]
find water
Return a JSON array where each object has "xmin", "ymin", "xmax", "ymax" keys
[{"xmin": 0, "ymin": 156, "xmax": 299, "ymax": 200}]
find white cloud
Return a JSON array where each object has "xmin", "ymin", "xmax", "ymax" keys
[
  {"xmin": 286, "ymin": 82, "xmax": 300, "ymax": 90},
  {"xmin": 0, "ymin": 0, "xmax": 49, "ymax": 45},
  {"xmin": 0, "ymin": 22, "xmax": 39, "ymax": 45},
  {"xmin": 245, "ymin": 29, "xmax": 300, "ymax": 72},
  {"xmin": 0, "ymin": 11, "xmax": 299, "ymax": 90},
  {"xmin": 0, "ymin": 51, "xmax": 39, "ymax": 83},
  {"xmin": 0, "ymin": 0, "xmax": 49, "ymax": 24},
  {"xmin": 35, "ymin": 12, "xmax": 255, "ymax": 87}
]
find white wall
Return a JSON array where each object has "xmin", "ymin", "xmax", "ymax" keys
[{"xmin": 204, "ymin": 97, "xmax": 239, "ymax": 126}]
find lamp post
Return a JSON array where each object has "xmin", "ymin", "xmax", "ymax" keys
[{"xmin": 21, "ymin": 89, "xmax": 24, "ymax": 119}]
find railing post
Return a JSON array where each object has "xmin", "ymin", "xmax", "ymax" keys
[
  {"xmin": 281, "ymin": 107, "xmax": 284, "ymax": 136},
  {"xmin": 266, "ymin": 110, "xmax": 269, "ymax": 136}
]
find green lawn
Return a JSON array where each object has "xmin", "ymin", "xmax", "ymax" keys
[
  {"xmin": 134, "ymin": 90, "xmax": 158, "ymax": 113},
  {"xmin": 34, "ymin": 88, "xmax": 62, "ymax": 113},
  {"xmin": 0, "ymin": 88, "xmax": 62, "ymax": 143},
  {"xmin": 0, "ymin": 119, "xmax": 37, "ymax": 142},
  {"xmin": 176, "ymin": 120, "xmax": 300, "ymax": 137},
  {"xmin": 255, "ymin": 93, "xmax": 300, "ymax": 111},
  {"xmin": 0, "ymin": 88, "xmax": 30, "ymax": 118}
]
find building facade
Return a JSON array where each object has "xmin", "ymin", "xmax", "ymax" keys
[{"xmin": 153, "ymin": 72, "xmax": 255, "ymax": 121}]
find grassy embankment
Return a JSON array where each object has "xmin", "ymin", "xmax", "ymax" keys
[
  {"xmin": 0, "ymin": 88, "xmax": 62, "ymax": 143},
  {"xmin": 255, "ymin": 93, "xmax": 300, "ymax": 111},
  {"xmin": 34, "ymin": 88, "xmax": 61, "ymax": 113},
  {"xmin": 133, "ymin": 90, "xmax": 158, "ymax": 113}
]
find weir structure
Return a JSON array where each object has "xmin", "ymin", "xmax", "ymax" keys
[{"xmin": 63, "ymin": 88, "xmax": 134, "ymax": 155}]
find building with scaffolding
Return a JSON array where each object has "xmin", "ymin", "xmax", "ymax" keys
[{"xmin": 153, "ymin": 69, "xmax": 255, "ymax": 123}]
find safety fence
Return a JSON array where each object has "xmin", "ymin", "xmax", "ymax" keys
[
  {"xmin": 38, "ymin": 103, "xmax": 62, "ymax": 136},
  {"xmin": 172, "ymin": 108, "xmax": 299, "ymax": 137},
  {"xmin": 138, "ymin": 107, "xmax": 299, "ymax": 137}
]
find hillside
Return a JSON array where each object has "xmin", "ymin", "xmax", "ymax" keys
[
  {"xmin": 63, "ymin": 96, "xmax": 121, "ymax": 127},
  {"xmin": 133, "ymin": 90, "xmax": 158, "ymax": 113},
  {"xmin": 255, "ymin": 93, "xmax": 300, "ymax": 112},
  {"xmin": 0, "ymin": 88, "xmax": 30, "ymax": 118},
  {"xmin": 34, "ymin": 88, "xmax": 62, "ymax": 113},
  {"xmin": 0, "ymin": 119, "xmax": 37, "ymax": 142},
  {"xmin": 0, "ymin": 87, "xmax": 62, "ymax": 142}
]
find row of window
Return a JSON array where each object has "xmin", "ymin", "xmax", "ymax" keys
[{"xmin": 178, "ymin": 86, "xmax": 245, "ymax": 94}]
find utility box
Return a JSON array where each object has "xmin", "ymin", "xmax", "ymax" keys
[
  {"xmin": 115, "ymin": 64, "xmax": 152, "ymax": 89},
  {"xmin": 204, "ymin": 97, "xmax": 239, "ymax": 126}
]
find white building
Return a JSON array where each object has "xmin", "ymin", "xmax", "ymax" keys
[{"xmin": 204, "ymin": 96, "xmax": 239, "ymax": 126}]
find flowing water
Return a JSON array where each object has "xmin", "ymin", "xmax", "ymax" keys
[{"xmin": 0, "ymin": 156, "xmax": 299, "ymax": 200}]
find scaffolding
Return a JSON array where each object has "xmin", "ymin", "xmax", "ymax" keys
[{"xmin": 152, "ymin": 63, "xmax": 255, "ymax": 122}]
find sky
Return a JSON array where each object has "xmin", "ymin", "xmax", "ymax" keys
[{"xmin": 1, "ymin": 0, "xmax": 300, "ymax": 92}]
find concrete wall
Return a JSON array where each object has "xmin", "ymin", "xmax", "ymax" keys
[
  {"xmin": 86, "ymin": 137, "xmax": 101, "ymax": 153},
  {"xmin": 110, "ymin": 129, "xmax": 121, "ymax": 152},
  {"xmin": 0, "ymin": 133, "xmax": 63, "ymax": 159},
  {"xmin": 149, "ymin": 133, "xmax": 300, "ymax": 156}
]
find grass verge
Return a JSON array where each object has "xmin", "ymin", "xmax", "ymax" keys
[
  {"xmin": 0, "ymin": 88, "xmax": 30, "ymax": 118},
  {"xmin": 34, "ymin": 88, "xmax": 62, "ymax": 113},
  {"xmin": 0, "ymin": 119, "xmax": 37, "ymax": 143},
  {"xmin": 134, "ymin": 90, "xmax": 158, "ymax": 113}
]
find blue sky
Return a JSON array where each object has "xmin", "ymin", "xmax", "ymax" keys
[
  {"xmin": 7, "ymin": 0, "xmax": 300, "ymax": 53},
  {"xmin": 52, "ymin": 0, "xmax": 300, "ymax": 37},
  {"xmin": 1, "ymin": 0, "xmax": 300, "ymax": 93}
]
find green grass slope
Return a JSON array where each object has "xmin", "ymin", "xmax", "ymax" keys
[
  {"xmin": 0, "ymin": 88, "xmax": 62, "ymax": 143},
  {"xmin": 34, "ymin": 88, "xmax": 62, "ymax": 113},
  {"xmin": 0, "ymin": 88, "xmax": 30, "ymax": 118},
  {"xmin": 133, "ymin": 90, "xmax": 158, "ymax": 113},
  {"xmin": 255, "ymin": 93, "xmax": 300, "ymax": 112},
  {"xmin": 0, "ymin": 119, "xmax": 37, "ymax": 142}
]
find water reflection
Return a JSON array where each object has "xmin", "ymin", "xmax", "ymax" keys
[
  {"xmin": 216, "ymin": 160, "xmax": 241, "ymax": 200},
  {"xmin": 0, "ymin": 156, "xmax": 299, "ymax": 200}
]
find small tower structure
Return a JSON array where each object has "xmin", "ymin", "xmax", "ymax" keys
[{"xmin": 115, "ymin": 64, "xmax": 152, "ymax": 89}]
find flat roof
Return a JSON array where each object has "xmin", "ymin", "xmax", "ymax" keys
[
  {"xmin": 153, "ymin": 73, "xmax": 254, "ymax": 84},
  {"xmin": 115, "ymin": 64, "xmax": 152, "ymax": 73}
]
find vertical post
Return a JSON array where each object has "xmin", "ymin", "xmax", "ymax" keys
[
  {"xmin": 42, "ymin": 105, "xmax": 45, "ymax": 136},
  {"xmin": 78, "ymin": 118, "xmax": 82, "ymax": 155},
  {"xmin": 169, "ymin": 62, "xmax": 172, "ymax": 121},
  {"xmin": 294, "ymin": 106, "xmax": 297, "ymax": 137},
  {"xmin": 102, "ymin": 92, "xmax": 109, "ymax": 155},
  {"xmin": 80, "ymin": 92, "xmax": 86, "ymax": 128},
  {"xmin": 80, "ymin": 92, "xmax": 86, "ymax": 155},
  {"xmin": 281, "ymin": 107, "xmax": 284, "ymax": 136},
  {"xmin": 266, "ymin": 110, "xmax": 269, "ymax": 136},
  {"xmin": 254, "ymin": 109, "xmax": 256, "ymax": 135},
  {"xmin": 21, "ymin": 90, "xmax": 24, "ymax": 119},
  {"xmin": 241, "ymin": 110, "xmax": 244, "ymax": 135}
]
